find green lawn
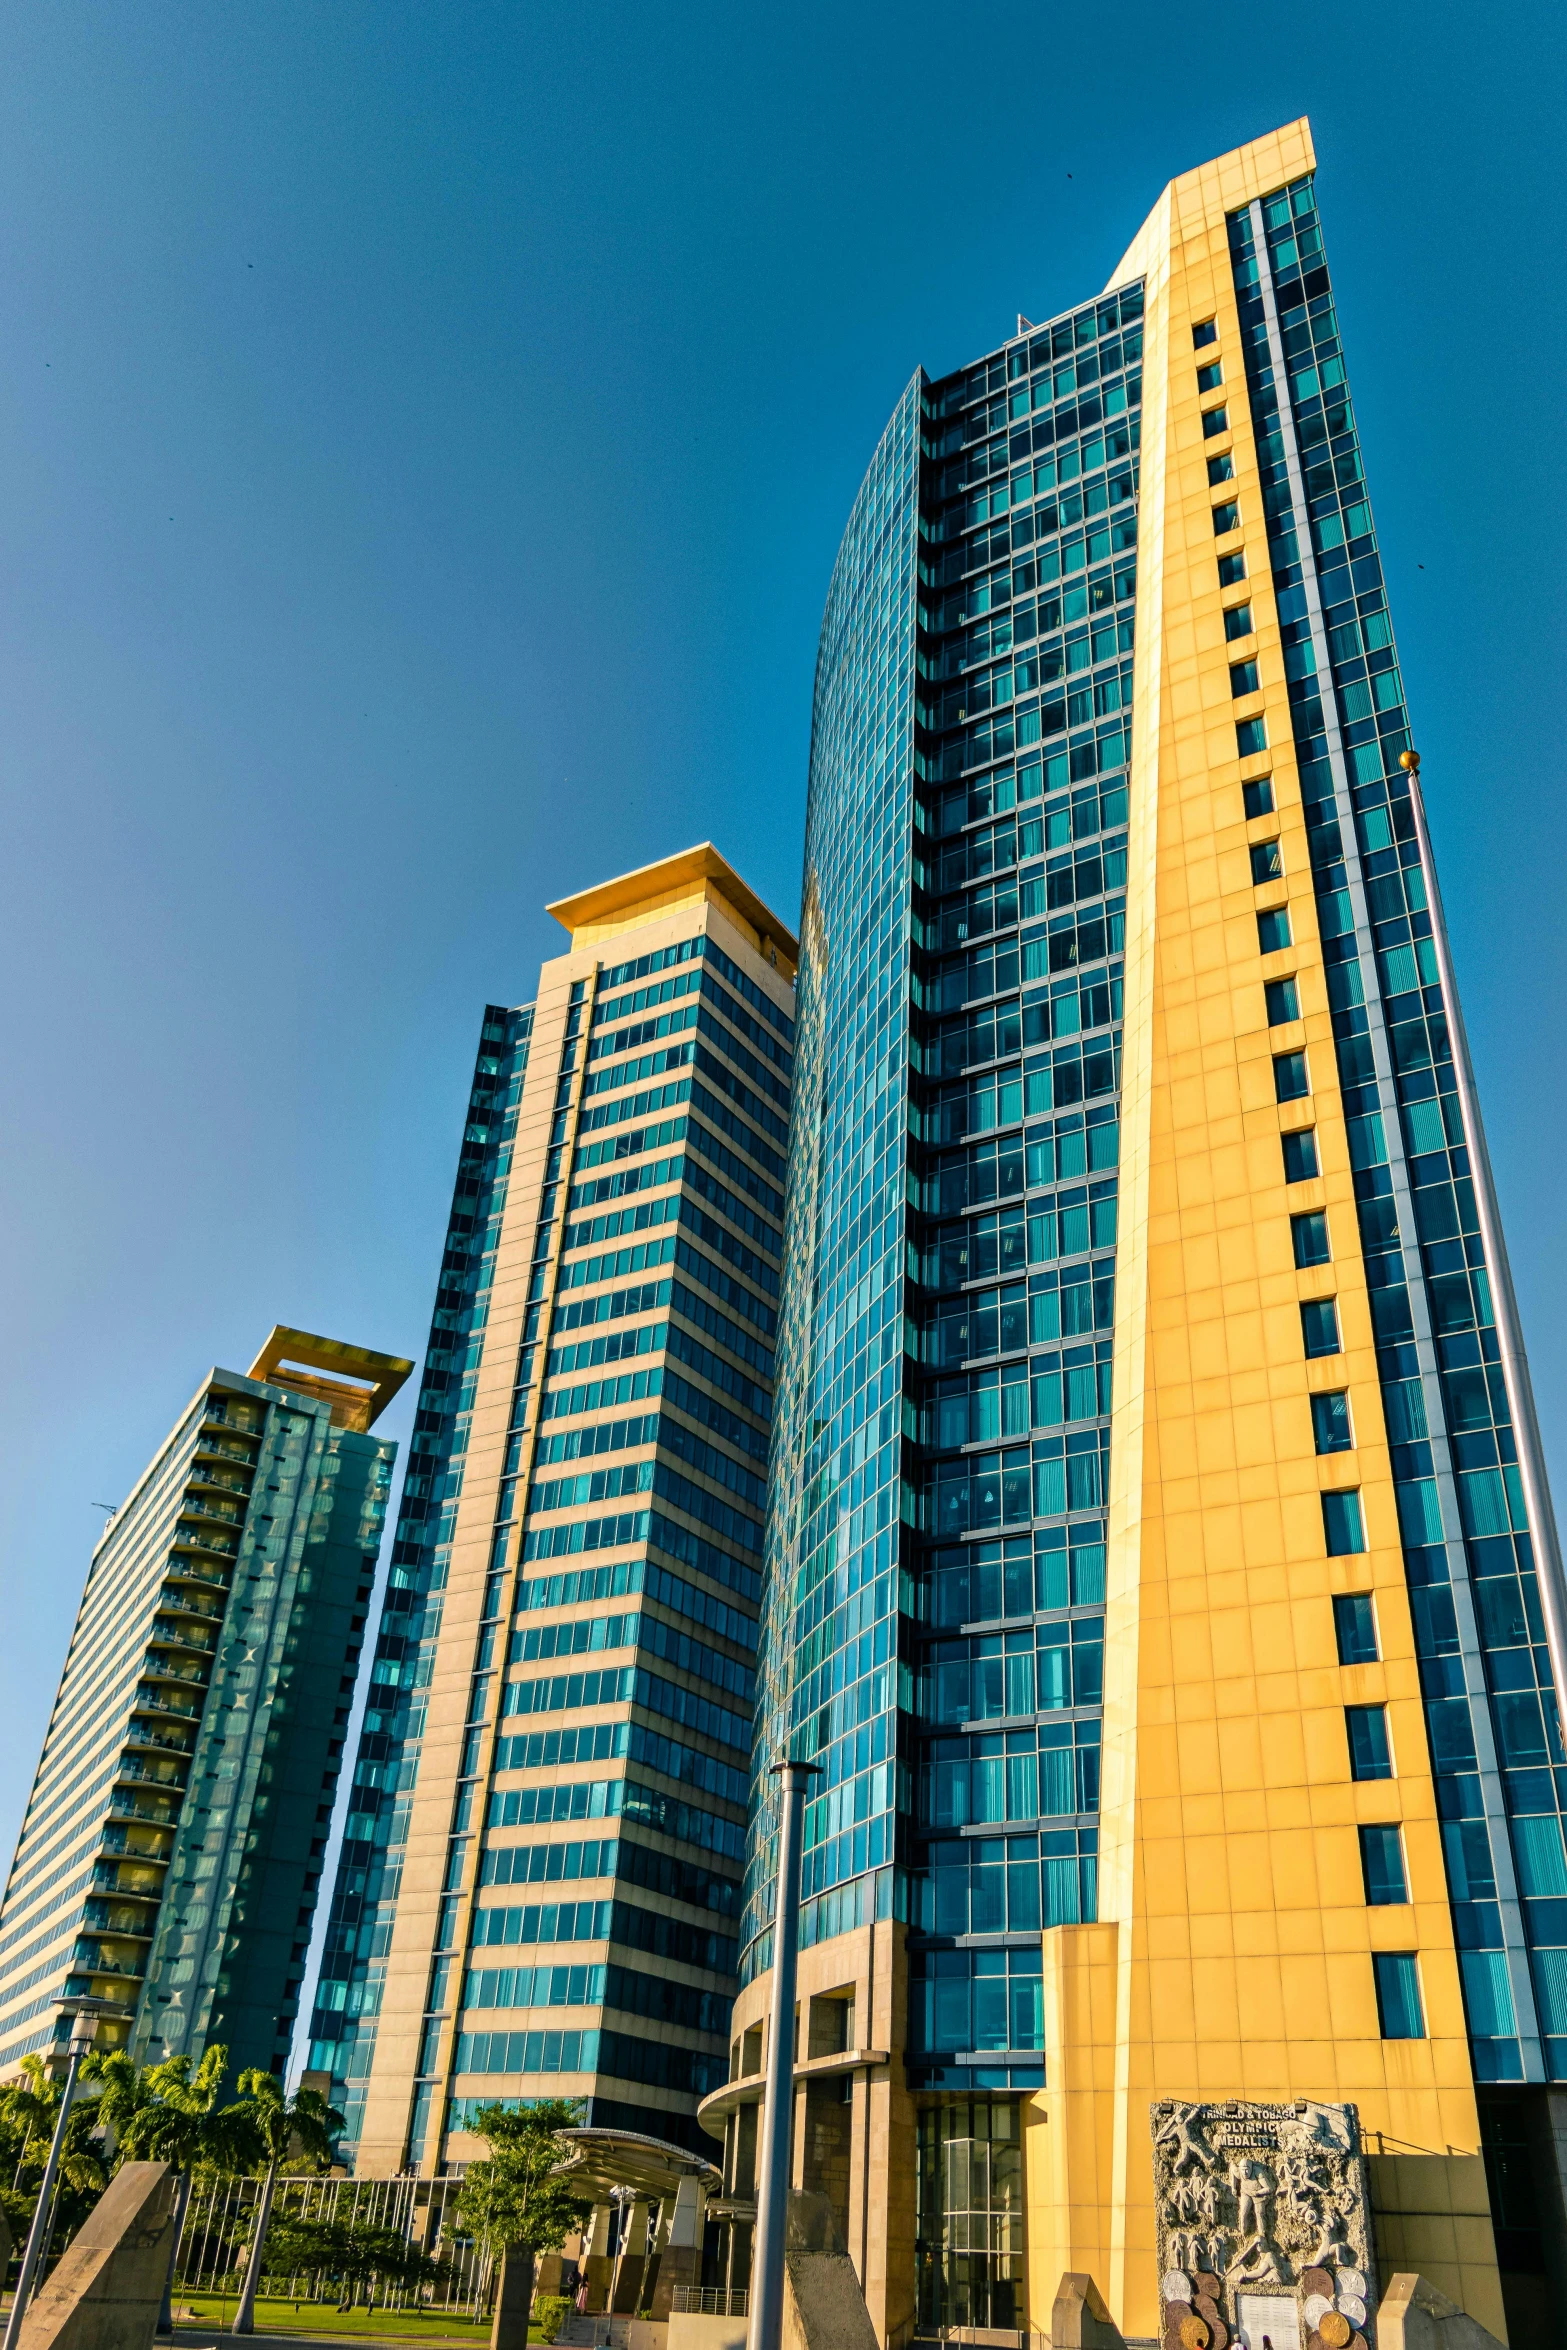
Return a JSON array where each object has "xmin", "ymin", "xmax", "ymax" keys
[{"xmin": 171, "ymin": 2300, "xmax": 501, "ymax": 2342}]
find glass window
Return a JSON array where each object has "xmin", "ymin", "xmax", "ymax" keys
[
  {"xmin": 1197, "ymin": 362, "xmax": 1223, "ymax": 393},
  {"xmin": 1213, "ymin": 500, "xmax": 1240, "ymax": 536},
  {"xmin": 1218, "ymin": 550, "xmax": 1247, "ymax": 586},
  {"xmin": 1192, "ymin": 320, "xmax": 1218, "ymax": 349},
  {"xmin": 1274, "ymin": 1052, "xmax": 1310, "ymax": 1103},
  {"xmin": 1346, "ymin": 1704, "xmax": 1392, "ymax": 1780},
  {"xmin": 1226, "ymin": 605, "xmax": 1255, "ymax": 643},
  {"xmin": 1230, "ymin": 658, "xmax": 1260, "ymax": 696},
  {"xmin": 1257, "ymin": 907, "xmax": 1292, "ymax": 953},
  {"xmin": 1311, "ymin": 1391, "xmax": 1353, "ymax": 1453},
  {"xmin": 1360, "ymin": 1824, "xmax": 1409, "ymax": 1905},
  {"xmin": 1291, "ymin": 1210, "xmax": 1330, "ymax": 1265},
  {"xmin": 1323, "ymin": 1490, "xmax": 1366, "ymax": 1557},
  {"xmin": 1282, "ymin": 1129, "xmax": 1319, "ymax": 1183},
  {"xmin": 1301, "ymin": 1298, "xmax": 1341, "ymax": 1358},
  {"xmin": 1265, "ymin": 977, "xmax": 1299, "ymax": 1025},
  {"xmin": 1374, "ymin": 1950, "xmax": 1425, "ymax": 2039},
  {"xmin": 1334, "ymin": 1592, "xmax": 1378, "ymax": 1664},
  {"xmin": 1237, "ymin": 717, "xmax": 1268, "ymax": 757},
  {"xmin": 1208, "ymin": 453, "xmax": 1235, "ymax": 485},
  {"xmin": 1203, "ymin": 406, "xmax": 1229, "ymax": 439},
  {"xmin": 1250, "ymin": 839, "xmax": 1283, "ymax": 883},
  {"xmin": 1383, "ymin": 1378, "xmax": 1429, "ymax": 1443},
  {"xmin": 1460, "ymin": 1948, "xmax": 1516, "ymax": 2040}
]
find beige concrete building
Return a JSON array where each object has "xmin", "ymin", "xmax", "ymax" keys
[{"xmin": 312, "ymin": 847, "xmax": 795, "ymax": 2208}]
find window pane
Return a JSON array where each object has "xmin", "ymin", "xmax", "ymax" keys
[
  {"xmin": 1282, "ymin": 1129, "xmax": 1319, "ymax": 1183},
  {"xmin": 1359, "ymin": 1823, "xmax": 1408, "ymax": 1905},
  {"xmin": 1333, "ymin": 1592, "xmax": 1378, "ymax": 1664},
  {"xmin": 1311, "ymin": 1391, "xmax": 1353, "ymax": 1453},
  {"xmin": 1533, "ymin": 1947, "xmax": 1567, "ymax": 2036},
  {"xmin": 1346, "ymin": 1705, "xmax": 1392, "ymax": 1781},
  {"xmin": 1514, "ymin": 1814, "xmax": 1567, "ymax": 1899},
  {"xmin": 1373, "ymin": 1950, "xmax": 1425, "ymax": 2039},
  {"xmin": 1459, "ymin": 1948, "xmax": 1516, "ymax": 2039},
  {"xmin": 1301, "ymin": 1299, "xmax": 1341, "ymax": 1358},
  {"xmin": 1292, "ymin": 1211, "xmax": 1331, "ymax": 1265}
]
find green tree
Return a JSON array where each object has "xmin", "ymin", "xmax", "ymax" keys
[
  {"xmin": 92, "ymin": 2044, "xmax": 251, "ymax": 2173},
  {"xmin": 228, "ymin": 2074, "xmax": 342, "ymax": 2334},
  {"xmin": 0, "ymin": 2055, "xmax": 108, "ymax": 2276},
  {"xmin": 92, "ymin": 2045, "xmax": 253, "ymax": 2328},
  {"xmin": 453, "ymin": 2102, "xmax": 591, "ymax": 2337},
  {"xmin": 253, "ymin": 2211, "xmax": 346, "ymax": 2294},
  {"xmin": 254, "ymin": 2214, "xmax": 438, "ymax": 2313},
  {"xmin": 333, "ymin": 2220, "xmax": 440, "ymax": 2312}
]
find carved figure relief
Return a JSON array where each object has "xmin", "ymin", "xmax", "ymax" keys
[{"xmin": 1150, "ymin": 2100, "xmax": 1374, "ymax": 2350}]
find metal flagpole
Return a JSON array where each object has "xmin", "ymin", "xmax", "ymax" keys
[
  {"xmin": 746, "ymin": 1757, "xmax": 821, "ymax": 2350},
  {"xmin": 3, "ymin": 2002, "xmax": 103, "ymax": 2350}
]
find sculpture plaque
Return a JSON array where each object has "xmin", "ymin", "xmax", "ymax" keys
[{"xmin": 1150, "ymin": 2100, "xmax": 1375, "ymax": 2350}]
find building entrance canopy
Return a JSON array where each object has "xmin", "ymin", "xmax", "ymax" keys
[{"xmin": 557, "ymin": 2127, "xmax": 722, "ymax": 2203}]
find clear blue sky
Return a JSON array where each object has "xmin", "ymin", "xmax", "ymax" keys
[{"xmin": 3, "ymin": 2, "xmax": 1564, "ymax": 1870}]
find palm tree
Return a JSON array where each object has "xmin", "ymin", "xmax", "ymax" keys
[
  {"xmin": 0, "ymin": 2056, "xmax": 109, "ymax": 2289},
  {"xmin": 93, "ymin": 2045, "xmax": 251, "ymax": 2331},
  {"xmin": 228, "ymin": 2074, "xmax": 341, "ymax": 2336}
]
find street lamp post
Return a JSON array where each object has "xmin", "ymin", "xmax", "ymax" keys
[
  {"xmin": 2, "ymin": 2001, "xmax": 103, "ymax": 2350},
  {"xmin": 746, "ymin": 1757, "xmax": 821, "ymax": 2350}
]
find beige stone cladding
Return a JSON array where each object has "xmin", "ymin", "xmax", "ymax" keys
[
  {"xmin": 710, "ymin": 1917, "xmax": 915, "ymax": 2349},
  {"xmin": 356, "ymin": 849, "xmax": 795, "ymax": 2175}
]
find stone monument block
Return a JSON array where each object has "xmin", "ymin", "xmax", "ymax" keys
[
  {"xmin": 1375, "ymin": 2274, "xmax": 1504, "ymax": 2350},
  {"xmin": 16, "ymin": 2161, "xmax": 177, "ymax": 2350},
  {"xmin": 1151, "ymin": 2100, "xmax": 1374, "ymax": 2350},
  {"xmin": 489, "ymin": 2245, "xmax": 536, "ymax": 2350},
  {"xmin": 781, "ymin": 2191, "xmax": 879, "ymax": 2350},
  {"xmin": 1049, "ymin": 2271, "xmax": 1127, "ymax": 2348}
]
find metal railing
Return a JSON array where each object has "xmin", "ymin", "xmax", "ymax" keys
[
  {"xmin": 671, "ymin": 2288, "xmax": 750, "ymax": 2317},
  {"xmin": 910, "ymin": 2331, "xmax": 1049, "ymax": 2350},
  {"xmin": 173, "ymin": 2175, "xmax": 490, "ymax": 2317}
]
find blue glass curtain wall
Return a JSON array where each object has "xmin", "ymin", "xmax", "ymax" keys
[
  {"xmin": 308, "ymin": 1005, "xmax": 533, "ymax": 2153},
  {"xmin": 749, "ymin": 294, "xmax": 1143, "ymax": 2100},
  {"xmin": 902, "ymin": 286, "xmax": 1142, "ymax": 2090},
  {"xmin": 745, "ymin": 376, "xmax": 925, "ymax": 1980}
]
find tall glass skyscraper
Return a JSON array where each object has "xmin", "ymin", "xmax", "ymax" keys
[
  {"xmin": 0, "ymin": 1328, "xmax": 406, "ymax": 2085},
  {"xmin": 716, "ymin": 121, "xmax": 1567, "ymax": 2348},
  {"xmin": 307, "ymin": 1002, "xmax": 537, "ymax": 2153},
  {"xmin": 310, "ymin": 847, "xmax": 795, "ymax": 2195}
]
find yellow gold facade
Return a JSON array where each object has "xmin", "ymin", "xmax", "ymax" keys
[{"xmin": 1045, "ymin": 117, "xmax": 1502, "ymax": 2340}]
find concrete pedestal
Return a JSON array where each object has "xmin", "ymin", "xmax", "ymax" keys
[
  {"xmin": 16, "ymin": 2162, "xmax": 177, "ymax": 2350},
  {"xmin": 489, "ymin": 2246, "xmax": 536, "ymax": 2350}
]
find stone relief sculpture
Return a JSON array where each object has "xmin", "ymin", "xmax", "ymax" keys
[{"xmin": 1151, "ymin": 2101, "xmax": 1374, "ymax": 2350}]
